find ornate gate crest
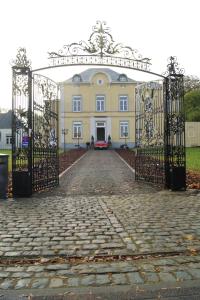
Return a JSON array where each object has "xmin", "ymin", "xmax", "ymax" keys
[{"xmin": 48, "ymin": 21, "xmax": 151, "ymax": 71}]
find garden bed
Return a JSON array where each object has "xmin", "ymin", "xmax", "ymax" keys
[
  {"xmin": 7, "ymin": 149, "xmax": 87, "ymax": 198},
  {"xmin": 116, "ymin": 149, "xmax": 200, "ymax": 190}
]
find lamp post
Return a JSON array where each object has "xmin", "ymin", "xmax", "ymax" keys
[
  {"xmin": 62, "ymin": 129, "xmax": 68, "ymax": 153},
  {"xmin": 124, "ymin": 131, "xmax": 128, "ymax": 146}
]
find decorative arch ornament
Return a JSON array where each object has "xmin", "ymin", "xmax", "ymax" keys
[{"xmin": 48, "ymin": 21, "xmax": 151, "ymax": 72}]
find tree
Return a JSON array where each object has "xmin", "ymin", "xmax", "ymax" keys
[
  {"xmin": 184, "ymin": 75, "xmax": 200, "ymax": 94},
  {"xmin": 184, "ymin": 89, "xmax": 200, "ymax": 121}
]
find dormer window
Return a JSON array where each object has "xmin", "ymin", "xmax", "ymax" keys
[
  {"xmin": 118, "ymin": 74, "xmax": 128, "ymax": 82},
  {"xmin": 72, "ymin": 74, "xmax": 82, "ymax": 83}
]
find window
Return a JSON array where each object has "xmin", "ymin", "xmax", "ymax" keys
[
  {"xmin": 73, "ymin": 122, "xmax": 82, "ymax": 138},
  {"xmin": 97, "ymin": 79, "xmax": 103, "ymax": 85},
  {"xmin": 72, "ymin": 74, "xmax": 82, "ymax": 83},
  {"xmin": 72, "ymin": 96, "xmax": 81, "ymax": 112},
  {"xmin": 6, "ymin": 135, "xmax": 12, "ymax": 144},
  {"xmin": 119, "ymin": 95, "xmax": 128, "ymax": 111},
  {"xmin": 96, "ymin": 95, "xmax": 105, "ymax": 112},
  {"xmin": 118, "ymin": 74, "xmax": 128, "ymax": 82},
  {"xmin": 120, "ymin": 121, "xmax": 129, "ymax": 138}
]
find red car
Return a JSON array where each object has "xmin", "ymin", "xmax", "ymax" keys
[{"xmin": 94, "ymin": 140, "xmax": 108, "ymax": 150}]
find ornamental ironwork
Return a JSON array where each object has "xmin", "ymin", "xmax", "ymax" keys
[
  {"xmin": 48, "ymin": 21, "xmax": 151, "ymax": 71},
  {"xmin": 33, "ymin": 74, "xmax": 59, "ymax": 192},
  {"xmin": 12, "ymin": 47, "xmax": 31, "ymax": 68},
  {"xmin": 164, "ymin": 56, "xmax": 184, "ymax": 77},
  {"xmin": 135, "ymin": 81, "xmax": 165, "ymax": 185}
]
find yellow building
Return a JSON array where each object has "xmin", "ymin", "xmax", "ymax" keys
[{"xmin": 59, "ymin": 68, "xmax": 137, "ymax": 149}]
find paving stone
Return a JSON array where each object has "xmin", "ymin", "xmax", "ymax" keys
[
  {"xmin": 27, "ymin": 266, "xmax": 45, "ymax": 272},
  {"xmin": 0, "ymin": 272, "xmax": 10, "ymax": 278},
  {"xmin": 6, "ymin": 267, "xmax": 25, "ymax": 272},
  {"xmin": 44, "ymin": 264, "xmax": 70, "ymax": 271},
  {"xmin": 174, "ymin": 271, "xmax": 193, "ymax": 281},
  {"xmin": 31, "ymin": 278, "xmax": 49, "ymax": 289},
  {"xmin": 11, "ymin": 272, "xmax": 32, "ymax": 278},
  {"xmin": 188, "ymin": 268, "xmax": 200, "ymax": 279},
  {"xmin": 96, "ymin": 274, "xmax": 111, "ymax": 285},
  {"xmin": 81, "ymin": 275, "xmax": 96, "ymax": 286},
  {"xmin": 0, "ymin": 280, "xmax": 15, "ymax": 289},
  {"xmin": 127, "ymin": 272, "xmax": 144, "ymax": 284},
  {"xmin": 15, "ymin": 278, "xmax": 31, "ymax": 289},
  {"xmin": 143, "ymin": 272, "xmax": 159, "ymax": 283},
  {"xmin": 49, "ymin": 278, "xmax": 64, "ymax": 288},
  {"xmin": 112, "ymin": 273, "xmax": 127, "ymax": 285},
  {"xmin": 159, "ymin": 272, "xmax": 177, "ymax": 282},
  {"xmin": 67, "ymin": 277, "xmax": 80, "ymax": 287}
]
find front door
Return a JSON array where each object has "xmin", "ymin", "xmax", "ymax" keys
[{"xmin": 97, "ymin": 127, "xmax": 105, "ymax": 140}]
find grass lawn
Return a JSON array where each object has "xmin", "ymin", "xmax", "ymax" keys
[
  {"xmin": 186, "ymin": 147, "xmax": 200, "ymax": 172},
  {"xmin": 0, "ymin": 149, "xmax": 12, "ymax": 172}
]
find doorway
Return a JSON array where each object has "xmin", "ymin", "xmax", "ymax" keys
[{"xmin": 97, "ymin": 127, "xmax": 105, "ymax": 141}]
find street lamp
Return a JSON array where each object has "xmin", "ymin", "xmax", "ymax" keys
[
  {"xmin": 62, "ymin": 129, "xmax": 68, "ymax": 153},
  {"xmin": 124, "ymin": 131, "xmax": 128, "ymax": 146}
]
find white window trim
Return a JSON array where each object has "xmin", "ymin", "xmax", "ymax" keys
[
  {"xmin": 120, "ymin": 121, "xmax": 129, "ymax": 138},
  {"xmin": 73, "ymin": 121, "xmax": 82, "ymax": 139},
  {"xmin": 72, "ymin": 95, "xmax": 82, "ymax": 112},
  {"xmin": 96, "ymin": 95, "xmax": 105, "ymax": 112},
  {"xmin": 119, "ymin": 95, "xmax": 128, "ymax": 112},
  {"xmin": 6, "ymin": 135, "xmax": 12, "ymax": 144}
]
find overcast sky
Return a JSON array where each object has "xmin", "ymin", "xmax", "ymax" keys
[{"xmin": 1, "ymin": 0, "xmax": 200, "ymax": 109}]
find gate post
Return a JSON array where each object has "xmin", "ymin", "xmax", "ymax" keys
[
  {"xmin": 164, "ymin": 57, "xmax": 186, "ymax": 190},
  {"xmin": 12, "ymin": 48, "xmax": 32, "ymax": 197}
]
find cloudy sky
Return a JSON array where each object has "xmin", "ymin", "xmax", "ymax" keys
[{"xmin": 1, "ymin": 0, "xmax": 200, "ymax": 109}]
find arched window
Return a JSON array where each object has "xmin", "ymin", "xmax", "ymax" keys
[
  {"xmin": 72, "ymin": 74, "xmax": 82, "ymax": 83},
  {"xmin": 118, "ymin": 74, "xmax": 128, "ymax": 82}
]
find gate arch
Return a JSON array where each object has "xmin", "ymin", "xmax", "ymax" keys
[{"xmin": 12, "ymin": 21, "xmax": 186, "ymax": 196}]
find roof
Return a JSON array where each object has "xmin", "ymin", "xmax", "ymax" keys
[
  {"xmin": 64, "ymin": 68, "xmax": 136, "ymax": 83},
  {"xmin": 0, "ymin": 110, "xmax": 12, "ymax": 129}
]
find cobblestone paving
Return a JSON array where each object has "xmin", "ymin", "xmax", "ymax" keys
[
  {"xmin": 54, "ymin": 150, "xmax": 157, "ymax": 197},
  {"xmin": 1, "ymin": 255, "xmax": 200, "ymax": 290},
  {"xmin": 0, "ymin": 150, "xmax": 200, "ymax": 290}
]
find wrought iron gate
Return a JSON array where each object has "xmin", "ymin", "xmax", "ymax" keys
[
  {"xmin": 32, "ymin": 74, "xmax": 59, "ymax": 192},
  {"xmin": 135, "ymin": 81, "xmax": 165, "ymax": 185},
  {"xmin": 135, "ymin": 57, "xmax": 186, "ymax": 190},
  {"xmin": 12, "ymin": 49, "xmax": 59, "ymax": 197},
  {"xmin": 12, "ymin": 23, "xmax": 186, "ymax": 195}
]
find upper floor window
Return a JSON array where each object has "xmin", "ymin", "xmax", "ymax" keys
[
  {"xmin": 120, "ymin": 121, "xmax": 129, "ymax": 138},
  {"xmin": 96, "ymin": 95, "xmax": 105, "ymax": 112},
  {"xmin": 72, "ymin": 96, "xmax": 81, "ymax": 112},
  {"xmin": 119, "ymin": 95, "xmax": 128, "ymax": 111},
  {"xmin": 72, "ymin": 74, "xmax": 82, "ymax": 83},
  {"xmin": 73, "ymin": 122, "xmax": 82, "ymax": 138},
  {"xmin": 118, "ymin": 74, "xmax": 128, "ymax": 82}
]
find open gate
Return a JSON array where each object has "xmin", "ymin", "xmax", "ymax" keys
[
  {"xmin": 135, "ymin": 81, "xmax": 165, "ymax": 185},
  {"xmin": 12, "ymin": 49, "xmax": 59, "ymax": 197},
  {"xmin": 32, "ymin": 74, "xmax": 59, "ymax": 192},
  {"xmin": 12, "ymin": 23, "xmax": 186, "ymax": 196},
  {"xmin": 135, "ymin": 57, "xmax": 186, "ymax": 190}
]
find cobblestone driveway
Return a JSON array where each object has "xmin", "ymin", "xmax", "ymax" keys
[
  {"xmin": 1, "ymin": 150, "xmax": 200, "ymax": 291},
  {"xmin": 0, "ymin": 150, "xmax": 200, "ymax": 258}
]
